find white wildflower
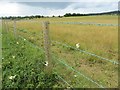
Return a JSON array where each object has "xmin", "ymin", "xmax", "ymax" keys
[
  {"xmin": 9, "ymin": 75, "xmax": 16, "ymax": 80},
  {"xmin": 45, "ymin": 61, "xmax": 48, "ymax": 66},
  {"xmin": 16, "ymin": 42, "xmax": 19, "ymax": 44},
  {"xmin": 74, "ymin": 75, "xmax": 77, "ymax": 77},
  {"xmin": 12, "ymin": 55, "xmax": 15, "ymax": 59},
  {"xmin": 24, "ymin": 39, "xmax": 26, "ymax": 41},
  {"xmin": 2, "ymin": 58, "xmax": 4, "ymax": 60},
  {"xmin": 76, "ymin": 43, "xmax": 80, "ymax": 48}
]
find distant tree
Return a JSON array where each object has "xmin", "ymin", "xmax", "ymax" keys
[
  {"xmin": 41, "ymin": 16, "xmax": 44, "ymax": 18},
  {"xmin": 58, "ymin": 15, "xmax": 62, "ymax": 18},
  {"xmin": 29, "ymin": 15, "xmax": 34, "ymax": 19},
  {"xmin": 72, "ymin": 13, "xmax": 76, "ymax": 16},
  {"xmin": 52, "ymin": 15, "xmax": 55, "ymax": 17},
  {"xmin": 64, "ymin": 13, "xmax": 71, "ymax": 17},
  {"xmin": 35, "ymin": 15, "xmax": 41, "ymax": 18}
]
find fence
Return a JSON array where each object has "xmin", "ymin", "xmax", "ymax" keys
[
  {"xmin": 2, "ymin": 19, "xmax": 118, "ymax": 88},
  {"xmin": 51, "ymin": 21, "xmax": 119, "ymax": 26}
]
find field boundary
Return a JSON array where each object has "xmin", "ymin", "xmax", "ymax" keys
[{"xmin": 3, "ymin": 19, "xmax": 118, "ymax": 88}]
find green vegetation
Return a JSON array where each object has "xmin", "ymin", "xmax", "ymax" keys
[{"xmin": 2, "ymin": 30, "xmax": 62, "ymax": 88}]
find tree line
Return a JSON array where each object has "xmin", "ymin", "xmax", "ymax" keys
[
  {"xmin": 64, "ymin": 11, "xmax": 119, "ymax": 17},
  {"xmin": 1, "ymin": 15, "xmax": 63, "ymax": 20},
  {"xmin": 0, "ymin": 10, "xmax": 119, "ymax": 19}
]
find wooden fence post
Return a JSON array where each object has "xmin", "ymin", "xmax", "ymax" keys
[
  {"xmin": 43, "ymin": 21, "xmax": 52, "ymax": 73},
  {"xmin": 3, "ymin": 20, "xmax": 7, "ymax": 33},
  {"xmin": 13, "ymin": 19, "xmax": 17, "ymax": 39},
  {"xmin": 5, "ymin": 20, "xmax": 9, "ymax": 33}
]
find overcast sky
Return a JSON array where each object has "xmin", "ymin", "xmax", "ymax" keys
[{"xmin": 0, "ymin": 0, "xmax": 119, "ymax": 17}]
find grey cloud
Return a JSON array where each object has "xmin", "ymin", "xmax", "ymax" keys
[
  {"xmin": 18, "ymin": 2, "xmax": 74, "ymax": 9},
  {"xmin": 72, "ymin": 2, "xmax": 118, "ymax": 10}
]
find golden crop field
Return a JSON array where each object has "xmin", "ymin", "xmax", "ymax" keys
[{"xmin": 6, "ymin": 15, "xmax": 118, "ymax": 88}]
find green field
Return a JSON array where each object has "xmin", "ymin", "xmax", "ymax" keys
[{"xmin": 2, "ymin": 15, "xmax": 118, "ymax": 88}]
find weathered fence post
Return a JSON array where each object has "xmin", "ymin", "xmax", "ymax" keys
[
  {"xmin": 43, "ymin": 21, "xmax": 52, "ymax": 73},
  {"xmin": 2, "ymin": 19, "xmax": 4, "ymax": 32},
  {"xmin": 6, "ymin": 20, "xmax": 9, "ymax": 33},
  {"xmin": 3, "ymin": 20, "xmax": 7, "ymax": 33},
  {"xmin": 13, "ymin": 19, "xmax": 17, "ymax": 39}
]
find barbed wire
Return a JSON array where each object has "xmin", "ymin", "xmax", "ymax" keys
[
  {"xmin": 3, "ymin": 29, "xmax": 72, "ymax": 88},
  {"xmin": 19, "ymin": 35, "xmax": 74, "ymax": 88},
  {"xmin": 52, "ymin": 56, "xmax": 104, "ymax": 88},
  {"xmin": 50, "ymin": 21, "xmax": 119, "ymax": 26},
  {"xmin": 18, "ymin": 35, "xmax": 104, "ymax": 88},
  {"xmin": 53, "ymin": 72, "xmax": 73, "ymax": 88},
  {"xmin": 52, "ymin": 41, "xmax": 118, "ymax": 65},
  {"xmin": 37, "ymin": 58, "xmax": 73, "ymax": 88},
  {"xmin": 17, "ymin": 29, "xmax": 118, "ymax": 65}
]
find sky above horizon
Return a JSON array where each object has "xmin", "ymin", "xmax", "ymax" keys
[{"xmin": 0, "ymin": 0, "xmax": 119, "ymax": 17}]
